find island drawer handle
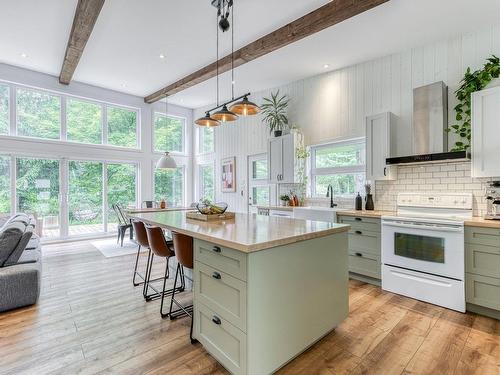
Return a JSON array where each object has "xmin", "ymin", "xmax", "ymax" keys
[
  {"xmin": 355, "ymin": 230, "xmax": 363, "ymax": 235},
  {"xmin": 355, "ymin": 252, "xmax": 363, "ymax": 257},
  {"xmin": 212, "ymin": 316, "xmax": 222, "ymax": 325},
  {"xmin": 212, "ymin": 246, "xmax": 222, "ymax": 253},
  {"xmin": 212, "ymin": 272, "xmax": 221, "ymax": 280},
  {"xmin": 355, "ymin": 218, "xmax": 362, "ymax": 221}
]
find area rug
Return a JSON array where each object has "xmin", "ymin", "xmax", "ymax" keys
[{"xmin": 91, "ymin": 238, "xmax": 141, "ymax": 258}]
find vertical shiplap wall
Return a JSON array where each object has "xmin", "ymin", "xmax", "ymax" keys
[{"xmin": 194, "ymin": 24, "xmax": 500, "ymax": 213}]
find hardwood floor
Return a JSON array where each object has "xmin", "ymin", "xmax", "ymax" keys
[{"xmin": 0, "ymin": 241, "xmax": 499, "ymax": 375}]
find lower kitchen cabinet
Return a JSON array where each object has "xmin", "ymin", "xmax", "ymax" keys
[
  {"xmin": 465, "ymin": 226, "xmax": 500, "ymax": 319},
  {"xmin": 338, "ymin": 215, "xmax": 381, "ymax": 284}
]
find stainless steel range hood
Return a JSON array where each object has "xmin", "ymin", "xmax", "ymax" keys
[{"xmin": 386, "ymin": 81, "xmax": 469, "ymax": 165}]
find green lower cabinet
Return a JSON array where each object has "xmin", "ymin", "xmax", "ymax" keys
[
  {"xmin": 338, "ymin": 215, "xmax": 381, "ymax": 283},
  {"xmin": 466, "ymin": 273, "xmax": 500, "ymax": 311},
  {"xmin": 465, "ymin": 226, "xmax": 500, "ymax": 318}
]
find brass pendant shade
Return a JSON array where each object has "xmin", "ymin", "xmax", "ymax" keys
[
  {"xmin": 212, "ymin": 105, "xmax": 238, "ymax": 122},
  {"xmin": 229, "ymin": 96, "xmax": 260, "ymax": 116},
  {"xmin": 194, "ymin": 112, "xmax": 221, "ymax": 127}
]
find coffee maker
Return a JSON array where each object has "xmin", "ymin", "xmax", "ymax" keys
[{"xmin": 485, "ymin": 181, "xmax": 500, "ymax": 220}]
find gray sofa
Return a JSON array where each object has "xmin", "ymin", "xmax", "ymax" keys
[{"xmin": 0, "ymin": 214, "xmax": 42, "ymax": 312}]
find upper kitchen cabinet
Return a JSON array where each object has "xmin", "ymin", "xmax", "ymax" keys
[
  {"xmin": 366, "ymin": 112, "xmax": 397, "ymax": 181},
  {"xmin": 268, "ymin": 133, "xmax": 297, "ymax": 184},
  {"xmin": 472, "ymin": 85, "xmax": 500, "ymax": 178}
]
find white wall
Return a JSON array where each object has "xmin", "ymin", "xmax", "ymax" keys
[
  {"xmin": 193, "ymin": 23, "xmax": 500, "ymax": 213},
  {"xmin": 0, "ymin": 63, "xmax": 194, "ymax": 205}
]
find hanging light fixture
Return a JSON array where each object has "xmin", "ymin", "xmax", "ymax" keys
[
  {"xmin": 229, "ymin": 95, "xmax": 260, "ymax": 116},
  {"xmin": 195, "ymin": 111, "xmax": 221, "ymax": 127},
  {"xmin": 195, "ymin": 0, "xmax": 259, "ymax": 126},
  {"xmin": 156, "ymin": 96, "xmax": 178, "ymax": 170}
]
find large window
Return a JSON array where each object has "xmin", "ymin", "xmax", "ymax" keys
[
  {"xmin": 17, "ymin": 88, "xmax": 61, "ymax": 140},
  {"xmin": 107, "ymin": 163, "xmax": 137, "ymax": 230},
  {"xmin": 67, "ymin": 98, "xmax": 102, "ymax": 144},
  {"xmin": 16, "ymin": 158, "xmax": 61, "ymax": 239},
  {"xmin": 248, "ymin": 154, "xmax": 270, "ymax": 206},
  {"xmin": 154, "ymin": 167, "xmax": 184, "ymax": 207},
  {"xmin": 199, "ymin": 127, "xmax": 214, "ymax": 154},
  {"xmin": 0, "ymin": 156, "xmax": 10, "ymax": 214},
  {"xmin": 199, "ymin": 163, "xmax": 215, "ymax": 201},
  {"xmin": 107, "ymin": 106, "xmax": 138, "ymax": 148},
  {"xmin": 154, "ymin": 113, "xmax": 185, "ymax": 153},
  {"xmin": 311, "ymin": 138, "xmax": 365, "ymax": 197},
  {"xmin": 0, "ymin": 84, "xmax": 9, "ymax": 135}
]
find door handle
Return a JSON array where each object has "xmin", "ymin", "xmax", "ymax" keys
[
  {"xmin": 212, "ymin": 246, "xmax": 221, "ymax": 253},
  {"xmin": 212, "ymin": 272, "xmax": 221, "ymax": 280},
  {"xmin": 212, "ymin": 316, "xmax": 222, "ymax": 325}
]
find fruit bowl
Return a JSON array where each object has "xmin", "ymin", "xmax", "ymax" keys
[{"xmin": 196, "ymin": 202, "xmax": 228, "ymax": 215}]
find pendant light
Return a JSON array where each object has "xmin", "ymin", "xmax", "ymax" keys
[
  {"xmin": 156, "ymin": 96, "xmax": 178, "ymax": 170},
  {"xmin": 212, "ymin": 104, "xmax": 238, "ymax": 122},
  {"xmin": 195, "ymin": 111, "xmax": 221, "ymax": 127},
  {"xmin": 229, "ymin": 95, "xmax": 260, "ymax": 116}
]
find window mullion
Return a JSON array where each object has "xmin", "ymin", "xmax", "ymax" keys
[
  {"xmin": 10, "ymin": 85, "xmax": 16, "ymax": 136},
  {"xmin": 61, "ymin": 96, "xmax": 67, "ymax": 141}
]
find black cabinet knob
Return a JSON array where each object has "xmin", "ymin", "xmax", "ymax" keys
[
  {"xmin": 355, "ymin": 252, "xmax": 363, "ymax": 257},
  {"xmin": 355, "ymin": 218, "xmax": 362, "ymax": 221},
  {"xmin": 212, "ymin": 246, "xmax": 221, "ymax": 253},
  {"xmin": 355, "ymin": 230, "xmax": 363, "ymax": 235},
  {"xmin": 212, "ymin": 272, "xmax": 221, "ymax": 280},
  {"xmin": 212, "ymin": 316, "xmax": 222, "ymax": 325}
]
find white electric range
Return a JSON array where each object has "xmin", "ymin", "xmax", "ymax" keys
[{"xmin": 381, "ymin": 192, "xmax": 473, "ymax": 312}]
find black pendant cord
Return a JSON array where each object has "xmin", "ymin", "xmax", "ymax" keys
[
  {"xmin": 216, "ymin": 9, "xmax": 219, "ymax": 107},
  {"xmin": 231, "ymin": 1, "xmax": 234, "ymax": 100}
]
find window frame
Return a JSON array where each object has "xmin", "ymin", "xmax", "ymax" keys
[
  {"xmin": 198, "ymin": 161, "xmax": 215, "ymax": 202},
  {"xmin": 248, "ymin": 153, "xmax": 271, "ymax": 207},
  {"xmin": 152, "ymin": 161, "xmax": 186, "ymax": 207},
  {"xmin": 198, "ymin": 126, "xmax": 215, "ymax": 155},
  {"xmin": 0, "ymin": 80, "xmax": 141, "ymax": 151},
  {"xmin": 0, "ymin": 82, "xmax": 10, "ymax": 136},
  {"xmin": 310, "ymin": 137, "xmax": 366, "ymax": 198},
  {"xmin": 153, "ymin": 112, "xmax": 187, "ymax": 156},
  {"xmin": 15, "ymin": 86, "xmax": 62, "ymax": 140}
]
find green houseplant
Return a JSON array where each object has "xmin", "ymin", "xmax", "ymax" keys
[
  {"xmin": 447, "ymin": 55, "xmax": 500, "ymax": 151},
  {"xmin": 279, "ymin": 194, "xmax": 290, "ymax": 206},
  {"xmin": 261, "ymin": 90, "xmax": 290, "ymax": 137}
]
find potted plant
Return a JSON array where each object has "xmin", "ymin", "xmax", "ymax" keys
[
  {"xmin": 279, "ymin": 194, "xmax": 290, "ymax": 207},
  {"xmin": 261, "ymin": 90, "xmax": 290, "ymax": 137}
]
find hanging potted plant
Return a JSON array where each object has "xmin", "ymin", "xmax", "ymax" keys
[{"xmin": 261, "ymin": 90, "xmax": 290, "ymax": 137}]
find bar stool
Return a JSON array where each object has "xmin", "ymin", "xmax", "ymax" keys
[
  {"xmin": 131, "ymin": 220, "xmax": 167, "ymax": 299},
  {"xmin": 145, "ymin": 225, "xmax": 185, "ymax": 314},
  {"xmin": 168, "ymin": 231, "xmax": 196, "ymax": 344}
]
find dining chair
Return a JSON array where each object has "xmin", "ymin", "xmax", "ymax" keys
[
  {"xmin": 142, "ymin": 201, "xmax": 159, "ymax": 208},
  {"xmin": 112, "ymin": 204, "xmax": 132, "ymax": 247}
]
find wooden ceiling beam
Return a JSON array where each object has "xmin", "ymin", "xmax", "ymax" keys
[
  {"xmin": 144, "ymin": 0, "xmax": 390, "ymax": 103},
  {"xmin": 59, "ymin": 0, "xmax": 106, "ymax": 85}
]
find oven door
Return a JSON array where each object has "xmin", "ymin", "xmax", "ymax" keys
[{"xmin": 381, "ymin": 218, "xmax": 464, "ymax": 280}]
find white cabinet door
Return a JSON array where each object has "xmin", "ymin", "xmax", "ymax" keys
[
  {"xmin": 366, "ymin": 112, "xmax": 397, "ymax": 181},
  {"xmin": 472, "ymin": 86, "xmax": 500, "ymax": 178},
  {"xmin": 281, "ymin": 134, "xmax": 295, "ymax": 183},
  {"xmin": 268, "ymin": 137, "xmax": 283, "ymax": 184}
]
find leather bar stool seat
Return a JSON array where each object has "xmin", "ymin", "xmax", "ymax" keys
[{"xmin": 167, "ymin": 231, "xmax": 196, "ymax": 344}]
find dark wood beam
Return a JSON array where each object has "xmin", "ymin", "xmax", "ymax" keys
[
  {"xmin": 59, "ymin": 0, "xmax": 106, "ymax": 85},
  {"xmin": 144, "ymin": 0, "xmax": 390, "ymax": 103}
]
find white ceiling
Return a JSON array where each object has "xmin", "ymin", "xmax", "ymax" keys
[{"xmin": 1, "ymin": 0, "xmax": 500, "ymax": 109}]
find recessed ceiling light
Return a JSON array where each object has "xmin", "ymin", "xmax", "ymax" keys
[
  {"xmin": 232, "ymin": 80, "xmax": 235, "ymax": 85},
  {"xmin": 159, "ymin": 54, "xmax": 166, "ymax": 59},
  {"xmin": 323, "ymin": 64, "xmax": 330, "ymax": 69},
  {"xmin": 20, "ymin": 53, "xmax": 28, "ymax": 58},
  {"xmin": 121, "ymin": 83, "xmax": 127, "ymax": 88}
]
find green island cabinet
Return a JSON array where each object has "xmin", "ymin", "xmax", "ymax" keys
[
  {"xmin": 465, "ymin": 226, "xmax": 500, "ymax": 319},
  {"xmin": 337, "ymin": 214, "xmax": 381, "ymax": 285}
]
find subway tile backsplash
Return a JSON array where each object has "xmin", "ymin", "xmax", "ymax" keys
[{"xmin": 375, "ymin": 161, "xmax": 491, "ymax": 216}]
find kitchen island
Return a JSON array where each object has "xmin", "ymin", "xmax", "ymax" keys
[{"xmin": 129, "ymin": 211, "xmax": 350, "ymax": 375}]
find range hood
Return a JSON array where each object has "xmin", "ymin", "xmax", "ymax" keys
[{"xmin": 386, "ymin": 81, "xmax": 470, "ymax": 165}]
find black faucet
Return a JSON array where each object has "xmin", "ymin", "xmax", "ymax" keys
[{"xmin": 326, "ymin": 184, "xmax": 337, "ymax": 208}]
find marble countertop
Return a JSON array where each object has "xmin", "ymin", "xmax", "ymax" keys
[{"xmin": 129, "ymin": 211, "xmax": 350, "ymax": 253}]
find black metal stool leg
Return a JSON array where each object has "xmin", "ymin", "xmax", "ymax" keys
[
  {"xmin": 132, "ymin": 245, "xmax": 142, "ymax": 286},
  {"xmin": 143, "ymin": 250, "xmax": 153, "ymax": 299},
  {"xmin": 167, "ymin": 263, "xmax": 181, "ymax": 318},
  {"xmin": 160, "ymin": 259, "xmax": 170, "ymax": 318}
]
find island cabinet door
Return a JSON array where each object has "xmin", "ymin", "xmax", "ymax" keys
[
  {"xmin": 195, "ymin": 303, "xmax": 247, "ymax": 375},
  {"xmin": 195, "ymin": 261, "xmax": 247, "ymax": 331}
]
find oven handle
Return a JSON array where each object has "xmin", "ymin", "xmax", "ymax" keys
[{"xmin": 382, "ymin": 221, "xmax": 463, "ymax": 233}]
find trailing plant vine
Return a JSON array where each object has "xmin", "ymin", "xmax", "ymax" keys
[{"xmin": 447, "ymin": 55, "xmax": 500, "ymax": 151}]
